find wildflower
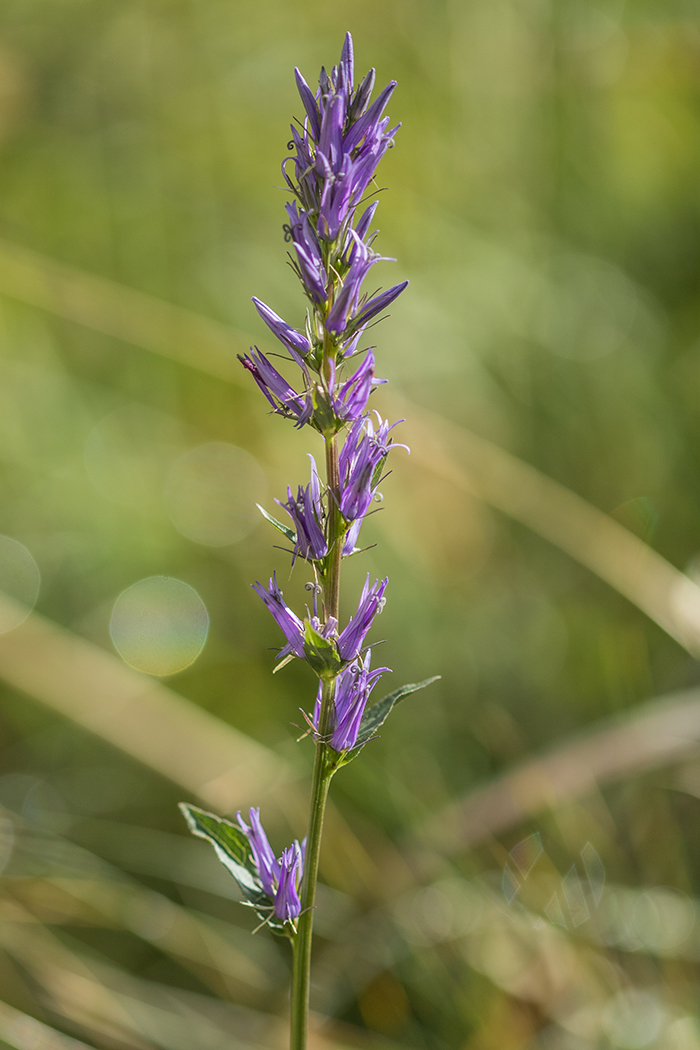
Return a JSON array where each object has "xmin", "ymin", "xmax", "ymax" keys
[
  {"xmin": 325, "ymin": 237, "xmax": 407, "ymax": 339},
  {"xmin": 314, "ymin": 650, "xmax": 388, "ymax": 752},
  {"xmin": 333, "ymin": 351, "xmax": 384, "ymax": 422},
  {"xmin": 337, "ymin": 574, "xmax": 388, "ymax": 661},
  {"xmin": 274, "ymin": 843, "xmax": 303, "ymax": 923},
  {"xmin": 238, "ymin": 349, "xmax": 313, "ymax": 428},
  {"xmin": 237, "ymin": 807, "xmax": 280, "ymax": 897},
  {"xmin": 237, "ymin": 808, "xmax": 304, "ymax": 923},
  {"xmin": 284, "ymin": 202, "xmax": 328, "ymax": 305},
  {"xmin": 276, "ymin": 456, "xmax": 328, "ymax": 563},
  {"xmin": 287, "ymin": 33, "xmax": 401, "ymax": 242},
  {"xmin": 251, "ymin": 298, "xmax": 312, "ymax": 363},
  {"xmin": 339, "ymin": 413, "xmax": 408, "ymax": 552},
  {"xmin": 253, "ymin": 574, "xmax": 338, "ymax": 662},
  {"xmin": 252, "ymin": 573, "xmax": 306, "ymax": 659},
  {"xmin": 344, "ymin": 201, "xmax": 379, "ymax": 265}
]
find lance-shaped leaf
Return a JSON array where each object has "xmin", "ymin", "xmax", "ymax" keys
[
  {"xmin": 256, "ymin": 503, "xmax": 297, "ymax": 545},
  {"xmin": 354, "ymin": 676, "xmax": 441, "ymax": 749},
  {"xmin": 179, "ymin": 803, "xmax": 270, "ymax": 910}
]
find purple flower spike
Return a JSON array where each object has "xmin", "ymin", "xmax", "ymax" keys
[
  {"xmin": 274, "ymin": 842, "xmax": 303, "ymax": 923},
  {"xmin": 337, "ymin": 575, "xmax": 388, "ymax": 661},
  {"xmin": 251, "ymin": 297, "xmax": 311, "ymax": 362},
  {"xmin": 277, "ymin": 455, "xmax": 328, "ymax": 563},
  {"xmin": 237, "ymin": 807, "xmax": 280, "ymax": 898},
  {"xmin": 239, "ymin": 349, "xmax": 313, "ymax": 428},
  {"xmin": 253, "ymin": 573, "xmax": 305, "ymax": 659}
]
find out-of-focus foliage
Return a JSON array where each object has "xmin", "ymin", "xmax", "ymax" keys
[{"xmin": 0, "ymin": 1, "xmax": 700, "ymax": 1048}]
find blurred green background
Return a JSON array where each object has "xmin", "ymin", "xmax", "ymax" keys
[{"xmin": 0, "ymin": 1, "xmax": 700, "ymax": 1048}]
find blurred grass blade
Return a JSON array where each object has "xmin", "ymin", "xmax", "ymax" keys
[
  {"xmin": 0, "ymin": 238, "xmax": 248, "ymax": 384},
  {"xmin": 391, "ymin": 396, "xmax": 700, "ymax": 658},
  {"xmin": 0, "ymin": 593, "xmax": 292, "ymax": 813},
  {"xmin": 421, "ymin": 683, "xmax": 700, "ymax": 852},
  {"xmin": 0, "ymin": 999, "xmax": 97, "ymax": 1050}
]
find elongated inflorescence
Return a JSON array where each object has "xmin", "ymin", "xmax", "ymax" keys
[
  {"xmin": 240, "ymin": 33, "xmax": 411, "ymax": 753},
  {"xmin": 180, "ymin": 36, "xmax": 434, "ymax": 1049},
  {"xmin": 238, "ymin": 31, "xmax": 407, "ymax": 437}
]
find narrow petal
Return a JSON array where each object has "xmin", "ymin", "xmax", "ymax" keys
[
  {"xmin": 353, "ymin": 281, "xmax": 408, "ymax": 328},
  {"xmin": 252, "ymin": 298, "xmax": 311, "ymax": 360},
  {"xmin": 294, "ymin": 68, "xmax": 320, "ymax": 141},
  {"xmin": 253, "ymin": 574, "xmax": 305, "ymax": 659}
]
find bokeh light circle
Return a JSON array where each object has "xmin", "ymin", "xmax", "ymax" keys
[
  {"xmin": 164, "ymin": 442, "xmax": 267, "ymax": 547},
  {"xmin": 0, "ymin": 536, "xmax": 40, "ymax": 632},
  {"xmin": 110, "ymin": 576, "xmax": 209, "ymax": 676}
]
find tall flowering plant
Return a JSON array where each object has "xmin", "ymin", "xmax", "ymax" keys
[{"xmin": 180, "ymin": 35, "xmax": 437, "ymax": 1049}]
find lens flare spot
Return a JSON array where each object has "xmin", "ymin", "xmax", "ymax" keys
[
  {"xmin": 0, "ymin": 536, "xmax": 40, "ymax": 632},
  {"xmin": 164, "ymin": 442, "xmax": 267, "ymax": 547},
  {"xmin": 110, "ymin": 576, "xmax": 209, "ymax": 676}
]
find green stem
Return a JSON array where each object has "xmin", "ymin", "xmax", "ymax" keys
[
  {"xmin": 290, "ymin": 432, "xmax": 342, "ymax": 1050},
  {"xmin": 289, "ymin": 721, "xmax": 332, "ymax": 1050}
]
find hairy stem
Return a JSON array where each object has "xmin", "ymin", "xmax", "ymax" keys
[{"xmin": 290, "ymin": 432, "xmax": 342, "ymax": 1050}]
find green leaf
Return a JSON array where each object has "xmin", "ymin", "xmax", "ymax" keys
[
  {"xmin": 303, "ymin": 620, "xmax": 342, "ymax": 678},
  {"xmin": 179, "ymin": 802, "xmax": 260, "ymax": 895},
  {"xmin": 354, "ymin": 676, "xmax": 441, "ymax": 749},
  {"xmin": 256, "ymin": 504, "xmax": 296, "ymax": 546},
  {"xmin": 179, "ymin": 803, "xmax": 279, "ymax": 921}
]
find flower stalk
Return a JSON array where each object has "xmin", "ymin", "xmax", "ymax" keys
[{"xmin": 180, "ymin": 34, "xmax": 438, "ymax": 1050}]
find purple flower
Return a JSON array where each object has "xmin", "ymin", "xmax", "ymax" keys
[
  {"xmin": 251, "ymin": 298, "xmax": 311, "ymax": 363},
  {"xmin": 274, "ymin": 843, "xmax": 303, "ymax": 922},
  {"xmin": 325, "ymin": 236, "xmax": 378, "ymax": 334},
  {"xmin": 294, "ymin": 68, "xmax": 320, "ymax": 141},
  {"xmin": 287, "ymin": 34, "xmax": 401, "ymax": 244},
  {"xmin": 353, "ymin": 280, "xmax": 408, "ymax": 330},
  {"xmin": 237, "ymin": 807, "xmax": 280, "ymax": 897},
  {"xmin": 254, "ymin": 573, "xmax": 338, "ymax": 663},
  {"xmin": 325, "ymin": 236, "xmax": 408, "ymax": 337},
  {"xmin": 253, "ymin": 573, "xmax": 305, "ymax": 659},
  {"xmin": 238, "ymin": 349, "xmax": 313, "ymax": 428},
  {"xmin": 276, "ymin": 456, "xmax": 328, "ymax": 563},
  {"xmin": 343, "ymin": 81, "xmax": 396, "ymax": 153},
  {"xmin": 345, "ymin": 202, "xmax": 378, "ymax": 265},
  {"xmin": 337, "ymin": 574, "xmax": 388, "ymax": 661},
  {"xmin": 284, "ymin": 203, "xmax": 328, "ymax": 305},
  {"xmin": 237, "ymin": 807, "xmax": 304, "ymax": 924},
  {"xmin": 314, "ymin": 650, "xmax": 388, "ymax": 752},
  {"xmin": 324, "ymin": 350, "xmax": 384, "ymax": 424},
  {"xmin": 338, "ymin": 413, "xmax": 409, "ymax": 551}
]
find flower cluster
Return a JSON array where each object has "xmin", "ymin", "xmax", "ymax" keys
[
  {"xmin": 238, "ymin": 807, "xmax": 305, "ymax": 924},
  {"xmin": 239, "ymin": 35, "xmax": 414, "ymax": 754},
  {"xmin": 253, "ymin": 572, "xmax": 387, "ymax": 663},
  {"xmin": 238, "ymin": 32, "xmax": 407, "ymax": 437},
  {"xmin": 312, "ymin": 650, "xmax": 388, "ymax": 753}
]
